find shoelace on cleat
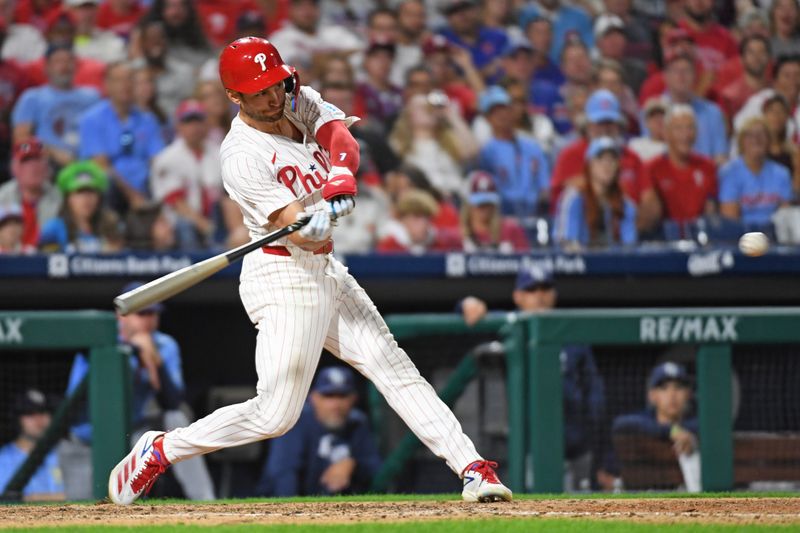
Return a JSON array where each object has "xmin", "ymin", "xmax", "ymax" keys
[
  {"xmin": 130, "ymin": 450, "xmax": 168, "ymax": 495},
  {"xmin": 466, "ymin": 461, "xmax": 500, "ymax": 484}
]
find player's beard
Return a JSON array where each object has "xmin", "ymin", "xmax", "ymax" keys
[{"xmin": 242, "ymin": 104, "xmax": 285, "ymax": 123}]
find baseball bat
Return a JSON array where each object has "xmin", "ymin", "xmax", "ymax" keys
[{"xmin": 113, "ymin": 217, "xmax": 311, "ymax": 315}]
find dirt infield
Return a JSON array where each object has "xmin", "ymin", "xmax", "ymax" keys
[{"xmin": 1, "ymin": 497, "xmax": 799, "ymax": 528}]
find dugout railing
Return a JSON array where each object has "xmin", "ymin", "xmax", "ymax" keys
[
  {"xmin": 0, "ymin": 311, "xmax": 128, "ymax": 500},
  {"xmin": 375, "ymin": 307, "xmax": 800, "ymax": 494}
]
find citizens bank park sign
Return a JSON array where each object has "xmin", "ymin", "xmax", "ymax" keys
[{"xmin": 639, "ymin": 315, "xmax": 738, "ymax": 343}]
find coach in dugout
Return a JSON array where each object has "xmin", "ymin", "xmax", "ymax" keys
[
  {"xmin": 0, "ymin": 389, "xmax": 64, "ymax": 501},
  {"xmin": 57, "ymin": 282, "xmax": 214, "ymax": 501},
  {"xmin": 459, "ymin": 264, "xmax": 608, "ymax": 491},
  {"xmin": 256, "ymin": 367, "xmax": 382, "ymax": 497}
]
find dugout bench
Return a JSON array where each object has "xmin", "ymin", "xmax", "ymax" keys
[{"xmin": 374, "ymin": 307, "xmax": 800, "ymax": 494}]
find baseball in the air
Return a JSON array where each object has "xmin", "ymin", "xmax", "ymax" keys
[{"xmin": 738, "ymin": 232, "xmax": 769, "ymax": 257}]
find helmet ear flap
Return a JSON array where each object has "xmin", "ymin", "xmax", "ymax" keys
[{"xmin": 284, "ymin": 73, "xmax": 296, "ymax": 94}]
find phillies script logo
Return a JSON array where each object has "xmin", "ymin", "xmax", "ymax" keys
[{"xmin": 277, "ymin": 150, "xmax": 332, "ymax": 195}]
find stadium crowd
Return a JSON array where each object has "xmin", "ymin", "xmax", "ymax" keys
[{"xmin": 1, "ymin": 0, "xmax": 800, "ymax": 255}]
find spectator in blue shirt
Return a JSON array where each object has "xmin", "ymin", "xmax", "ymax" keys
[
  {"xmin": 613, "ymin": 362, "xmax": 699, "ymax": 458},
  {"xmin": 437, "ymin": 0, "xmax": 508, "ymax": 83},
  {"xmin": 478, "ymin": 86, "xmax": 550, "ymax": 219},
  {"xmin": 11, "ymin": 44, "xmax": 99, "ymax": 168},
  {"xmin": 58, "ymin": 283, "xmax": 215, "ymax": 501},
  {"xmin": 257, "ymin": 367, "xmax": 382, "ymax": 497},
  {"xmin": 660, "ymin": 53, "xmax": 729, "ymax": 164},
  {"xmin": 519, "ymin": 1, "xmax": 594, "ymax": 64},
  {"xmin": 79, "ymin": 61, "xmax": 165, "ymax": 212},
  {"xmin": 720, "ymin": 117, "xmax": 793, "ymax": 229},
  {"xmin": 530, "ymin": 37, "xmax": 593, "ymax": 136},
  {"xmin": 0, "ymin": 389, "xmax": 64, "ymax": 501},
  {"xmin": 522, "ymin": 14, "xmax": 565, "ymax": 87},
  {"xmin": 553, "ymin": 137, "xmax": 638, "ymax": 248}
]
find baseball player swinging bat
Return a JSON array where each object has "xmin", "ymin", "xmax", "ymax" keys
[
  {"xmin": 108, "ymin": 36, "xmax": 511, "ymax": 507},
  {"xmin": 113, "ymin": 216, "xmax": 311, "ymax": 315}
]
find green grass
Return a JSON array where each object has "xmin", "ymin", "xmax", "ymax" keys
[{"xmin": 2, "ymin": 519, "xmax": 799, "ymax": 533}]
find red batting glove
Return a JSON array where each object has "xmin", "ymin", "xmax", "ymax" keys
[{"xmin": 322, "ymin": 166, "xmax": 358, "ymax": 200}]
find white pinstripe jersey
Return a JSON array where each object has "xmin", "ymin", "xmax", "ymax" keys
[{"xmin": 220, "ymin": 86, "xmax": 353, "ymax": 248}]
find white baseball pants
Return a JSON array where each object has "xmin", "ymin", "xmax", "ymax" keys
[{"xmin": 163, "ymin": 251, "xmax": 482, "ymax": 474}]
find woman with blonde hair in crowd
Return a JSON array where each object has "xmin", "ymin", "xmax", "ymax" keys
[
  {"xmin": 460, "ymin": 170, "xmax": 529, "ymax": 253},
  {"xmin": 720, "ymin": 116, "xmax": 793, "ymax": 229},
  {"xmin": 553, "ymin": 137, "xmax": 637, "ymax": 249},
  {"xmin": 389, "ymin": 93, "xmax": 478, "ymax": 200}
]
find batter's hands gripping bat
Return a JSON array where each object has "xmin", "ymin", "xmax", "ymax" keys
[{"xmin": 113, "ymin": 217, "xmax": 311, "ymax": 315}]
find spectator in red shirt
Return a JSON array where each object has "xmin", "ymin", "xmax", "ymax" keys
[
  {"xmin": 645, "ymin": 104, "xmax": 717, "ymax": 234},
  {"xmin": 96, "ymin": 0, "xmax": 145, "ymax": 39},
  {"xmin": 677, "ymin": 0, "xmax": 738, "ymax": 77},
  {"xmin": 718, "ymin": 35, "xmax": 771, "ymax": 118},
  {"xmin": 551, "ymin": 89, "xmax": 661, "ymax": 233},
  {"xmin": 377, "ymin": 189, "xmax": 462, "ymax": 254},
  {"xmin": 0, "ymin": 138, "xmax": 62, "ymax": 247},
  {"xmin": 460, "ymin": 170, "xmax": 529, "ymax": 253}
]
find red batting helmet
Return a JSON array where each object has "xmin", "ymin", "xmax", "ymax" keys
[{"xmin": 219, "ymin": 37, "xmax": 297, "ymax": 95}]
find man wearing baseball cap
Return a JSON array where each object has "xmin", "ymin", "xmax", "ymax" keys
[
  {"xmin": 461, "ymin": 170, "xmax": 529, "ymax": 253},
  {"xmin": 458, "ymin": 264, "xmax": 607, "ymax": 491},
  {"xmin": 258, "ymin": 366, "xmax": 381, "ymax": 496},
  {"xmin": 59, "ymin": 282, "xmax": 215, "ymax": 501},
  {"xmin": 612, "ymin": 362, "xmax": 698, "ymax": 473},
  {"xmin": 551, "ymin": 89, "xmax": 662, "ymax": 235},
  {"xmin": 150, "ymin": 99, "xmax": 222, "ymax": 249},
  {"xmin": 0, "ymin": 138, "xmax": 61, "ymax": 248},
  {"xmin": 0, "ymin": 389, "xmax": 64, "ymax": 501},
  {"xmin": 592, "ymin": 14, "xmax": 646, "ymax": 93},
  {"xmin": 477, "ymin": 85, "xmax": 551, "ymax": 218}
]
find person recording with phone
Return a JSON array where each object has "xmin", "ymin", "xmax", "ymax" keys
[{"xmin": 389, "ymin": 90, "xmax": 478, "ymax": 200}]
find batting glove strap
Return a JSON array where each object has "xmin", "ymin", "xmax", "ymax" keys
[
  {"xmin": 322, "ymin": 168, "xmax": 358, "ymax": 201},
  {"xmin": 297, "ymin": 211, "xmax": 333, "ymax": 242}
]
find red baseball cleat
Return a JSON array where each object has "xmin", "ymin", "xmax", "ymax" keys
[
  {"xmin": 108, "ymin": 431, "xmax": 170, "ymax": 505},
  {"xmin": 461, "ymin": 460, "xmax": 513, "ymax": 502}
]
